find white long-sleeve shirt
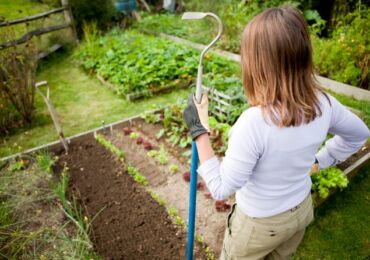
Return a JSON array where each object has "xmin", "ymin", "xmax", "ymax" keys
[{"xmin": 198, "ymin": 93, "xmax": 370, "ymax": 218}]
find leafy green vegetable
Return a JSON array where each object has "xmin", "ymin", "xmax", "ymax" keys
[
  {"xmin": 311, "ymin": 167, "xmax": 349, "ymax": 198},
  {"xmin": 129, "ymin": 132, "xmax": 139, "ymax": 139}
]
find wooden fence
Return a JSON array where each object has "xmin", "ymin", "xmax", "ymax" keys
[{"xmin": 0, "ymin": 0, "xmax": 77, "ymax": 52}]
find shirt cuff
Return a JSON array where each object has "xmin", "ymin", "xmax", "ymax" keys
[
  {"xmin": 315, "ymin": 148, "xmax": 340, "ymax": 169},
  {"xmin": 197, "ymin": 156, "xmax": 220, "ymax": 181}
]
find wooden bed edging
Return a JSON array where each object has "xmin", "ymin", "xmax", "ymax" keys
[
  {"xmin": 96, "ymin": 72, "xmax": 190, "ymax": 101},
  {"xmin": 0, "ymin": 112, "xmax": 156, "ymax": 162},
  {"xmin": 160, "ymin": 33, "xmax": 370, "ymax": 102}
]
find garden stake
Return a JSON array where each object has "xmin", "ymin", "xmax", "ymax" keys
[
  {"xmin": 182, "ymin": 12, "xmax": 223, "ymax": 260},
  {"xmin": 35, "ymin": 81, "xmax": 69, "ymax": 153}
]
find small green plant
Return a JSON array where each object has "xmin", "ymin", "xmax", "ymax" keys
[
  {"xmin": 141, "ymin": 112, "xmax": 161, "ymax": 124},
  {"xmin": 311, "ymin": 167, "xmax": 349, "ymax": 198},
  {"xmin": 147, "ymin": 145, "xmax": 169, "ymax": 165},
  {"xmin": 157, "ymin": 145, "xmax": 169, "ymax": 165},
  {"xmin": 174, "ymin": 216, "xmax": 185, "ymax": 226},
  {"xmin": 167, "ymin": 206, "xmax": 185, "ymax": 227},
  {"xmin": 195, "ymin": 234, "xmax": 204, "ymax": 243},
  {"xmin": 205, "ymin": 246, "xmax": 215, "ymax": 260},
  {"xmin": 147, "ymin": 150, "xmax": 159, "ymax": 157},
  {"xmin": 169, "ymin": 164, "xmax": 179, "ymax": 174},
  {"xmin": 36, "ymin": 151, "xmax": 54, "ymax": 173},
  {"xmin": 127, "ymin": 165, "xmax": 148, "ymax": 186},
  {"xmin": 95, "ymin": 133, "xmax": 125, "ymax": 159},
  {"xmin": 149, "ymin": 191, "xmax": 166, "ymax": 206},
  {"xmin": 167, "ymin": 206, "xmax": 178, "ymax": 218},
  {"xmin": 209, "ymin": 116, "xmax": 232, "ymax": 154},
  {"xmin": 8, "ymin": 160, "xmax": 25, "ymax": 172},
  {"xmin": 129, "ymin": 132, "xmax": 139, "ymax": 140}
]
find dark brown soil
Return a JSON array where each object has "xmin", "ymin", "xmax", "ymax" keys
[
  {"xmin": 54, "ymin": 137, "xmax": 194, "ymax": 260},
  {"xmin": 111, "ymin": 123, "xmax": 232, "ymax": 257},
  {"xmin": 133, "ymin": 119, "xmax": 190, "ymax": 164}
]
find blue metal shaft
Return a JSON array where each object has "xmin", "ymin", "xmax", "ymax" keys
[{"xmin": 186, "ymin": 141, "xmax": 199, "ymax": 260}]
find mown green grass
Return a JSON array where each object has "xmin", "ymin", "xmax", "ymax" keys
[
  {"xmin": 0, "ymin": 0, "xmax": 49, "ymax": 20},
  {"xmin": 295, "ymin": 167, "xmax": 370, "ymax": 259},
  {"xmin": 0, "ymin": 51, "xmax": 190, "ymax": 157}
]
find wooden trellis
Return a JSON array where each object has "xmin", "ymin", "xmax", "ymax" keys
[{"xmin": 204, "ymin": 86, "xmax": 238, "ymax": 120}]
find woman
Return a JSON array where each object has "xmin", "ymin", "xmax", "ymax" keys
[{"xmin": 183, "ymin": 6, "xmax": 370, "ymax": 260}]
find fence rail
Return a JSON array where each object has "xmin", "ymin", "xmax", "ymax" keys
[
  {"xmin": 0, "ymin": 7, "xmax": 66, "ymax": 27},
  {"xmin": 0, "ymin": 0, "xmax": 77, "ymax": 50},
  {"xmin": 0, "ymin": 23, "xmax": 71, "ymax": 49}
]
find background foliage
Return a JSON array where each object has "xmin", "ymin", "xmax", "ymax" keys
[{"xmin": 135, "ymin": 0, "xmax": 369, "ymax": 89}]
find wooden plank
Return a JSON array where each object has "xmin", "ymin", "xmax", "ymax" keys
[
  {"xmin": 0, "ymin": 23, "xmax": 71, "ymax": 49},
  {"xmin": 316, "ymin": 75, "xmax": 370, "ymax": 101},
  {"xmin": 37, "ymin": 44, "xmax": 63, "ymax": 60},
  {"xmin": 0, "ymin": 7, "xmax": 66, "ymax": 27},
  {"xmin": 0, "ymin": 110, "xmax": 161, "ymax": 161},
  {"xmin": 215, "ymin": 104, "xmax": 227, "ymax": 112},
  {"xmin": 212, "ymin": 96, "xmax": 231, "ymax": 107},
  {"xmin": 61, "ymin": 0, "xmax": 78, "ymax": 44},
  {"xmin": 126, "ymin": 83, "xmax": 189, "ymax": 101},
  {"xmin": 210, "ymin": 89, "xmax": 233, "ymax": 100}
]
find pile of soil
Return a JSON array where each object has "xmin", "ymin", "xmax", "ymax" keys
[{"xmin": 54, "ymin": 136, "xmax": 200, "ymax": 259}]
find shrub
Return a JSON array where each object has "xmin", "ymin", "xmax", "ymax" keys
[
  {"xmin": 69, "ymin": 0, "xmax": 115, "ymax": 37},
  {"xmin": 312, "ymin": 5, "xmax": 369, "ymax": 89},
  {"xmin": 0, "ymin": 39, "xmax": 38, "ymax": 126}
]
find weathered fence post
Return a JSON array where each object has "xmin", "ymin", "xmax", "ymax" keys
[{"xmin": 61, "ymin": 0, "xmax": 78, "ymax": 44}]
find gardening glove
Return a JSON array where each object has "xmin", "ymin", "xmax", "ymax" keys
[{"xmin": 183, "ymin": 92, "xmax": 210, "ymax": 140}]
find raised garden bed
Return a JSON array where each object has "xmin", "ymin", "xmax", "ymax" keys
[
  {"xmin": 76, "ymin": 30, "xmax": 240, "ymax": 101},
  {"xmin": 94, "ymin": 109, "xmax": 369, "ymax": 257},
  {"xmin": 53, "ymin": 136, "xmax": 207, "ymax": 259},
  {"xmin": 1, "ymin": 109, "xmax": 369, "ymax": 259}
]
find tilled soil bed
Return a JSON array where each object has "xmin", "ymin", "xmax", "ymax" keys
[{"xmin": 54, "ymin": 136, "xmax": 206, "ymax": 259}]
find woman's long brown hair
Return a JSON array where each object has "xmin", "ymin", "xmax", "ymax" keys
[{"xmin": 241, "ymin": 6, "xmax": 325, "ymax": 127}]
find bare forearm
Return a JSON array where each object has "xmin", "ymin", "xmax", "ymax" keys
[{"xmin": 195, "ymin": 134, "xmax": 215, "ymax": 163}]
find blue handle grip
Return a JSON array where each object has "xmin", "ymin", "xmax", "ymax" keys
[{"xmin": 186, "ymin": 141, "xmax": 199, "ymax": 260}]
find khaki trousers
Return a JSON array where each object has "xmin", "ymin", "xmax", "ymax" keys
[{"xmin": 220, "ymin": 194, "xmax": 314, "ymax": 260}]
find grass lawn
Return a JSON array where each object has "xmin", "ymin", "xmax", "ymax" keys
[
  {"xmin": 295, "ymin": 167, "xmax": 370, "ymax": 259},
  {"xmin": 0, "ymin": 51, "xmax": 190, "ymax": 157}
]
